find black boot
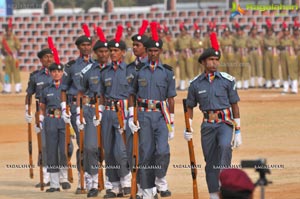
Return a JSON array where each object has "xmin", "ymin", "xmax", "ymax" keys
[
  {"xmin": 87, "ymin": 188, "xmax": 99, "ymax": 197},
  {"xmin": 46, "ymin": 188, "xmax": 60, "ymax": 192}
]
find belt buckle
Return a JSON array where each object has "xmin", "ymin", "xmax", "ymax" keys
[
  {"xmin": 208, "ymin": 113, "xmax": 218, "ymax": 120},
  {"xmin": 54, "ymin": 109, "xmax": 61, "ymax": 118},
  {"xmin": 148, "ymin": 103, "xmax": 155, "ymax": 109}
]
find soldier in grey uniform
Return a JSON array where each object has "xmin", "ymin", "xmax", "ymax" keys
[
  {"xmin": 99, "ymin": 25, "xmax": 131, "ymax": 198},
  {"xmin": 36, "ymin": 62, "xmax": 71, "ymax": 192},
  {"xmin": 128, "ymin": 22, "xmax": 176, "ymax": 199},
  {"xmin": 61, "ymin": 34, "xmax": 94, "ymax": 194},
  {"xmin": 183, "ymin": 35, "xmax": 242, "ymax": 199},
  {"xmin": 25, "ymin": 48, "xmax": 53, "ymax": 188},
  {"xmin": 126, "ymin": 20, "xmax": 149, "ymax": 199}
]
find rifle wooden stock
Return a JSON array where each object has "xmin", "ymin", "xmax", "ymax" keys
[
  {"xmin": 114, "ymin": 102, "xmax": 126, "ymax": 145},
  {"xmin": 27, "ymin": 97, "xmax": 34, "ymax": 179},
  {"xmin": 35, "ymin": 100, "xmax": 44, "ymax": 191},
  {"xmin": 65, "ymin": 100, "xmax": 73, "ymax": 183},
  {"xmin": 79, "ymin": 97, "xmax": 85, "ymax": 193},
  {"xmin": 94, "ymin": 94, "xmax": 104, "ymax": 191},
  {"xmin": 130, "ymin": 106, "xmax": 139, "ymax": 199},
  {"xmin": 183, "ymin": 99, "xmax": 199, "ymax": 199}
]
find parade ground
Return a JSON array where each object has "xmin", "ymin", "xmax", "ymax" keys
[{"xmin": 0, "ymin": 72, "xmax": 299, "ymax": 199}]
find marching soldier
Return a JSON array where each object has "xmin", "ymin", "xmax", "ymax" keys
[
  {"xmin": 1, "ymin": 18, "xmax": 21, "ymax": 94},
  {"xmin": 61, "ymin": 24, "xmax": 94, "ymax": 194},
  {"xmin": 25, "ymin": 48, "xmax": 53, "ymax": 188},
  {"xmin": 184, "ymin": 32, "xmax": 241, "ymax": 199},
  {"xmin": 262, "ymin": 19, "xmax": 280, "ymax": 89},
  {"xmin": 37, "ymin": 57, "xmax": 71, "ymax": 192},
  {"xmin": 292, "ymin": 20, "xmax": 300, "ymax": 86},
  {"xmin": 126, "ymin": 20, "xmax": 149, "ymax": 199},
  {"xmin": 124, "ymin": 22, "xmax": 136, "ymax": 64},
  {"xmin": 233, "ymin": 23, "xmax": 250, "ymax": 89},
  {"xmin": 219, "ymin": 25, "xmax": 234, "ymax": 74},
  {"xmin": 279, "ymin": 22, "xmax": 298, "ymax": 94},
  {"xmin": 99, "ymin": 25, "xmax": 132, "ymax": 198},
  {"xmin": 191, "ymin": 23, "xmax": 207, "ymax": 75},
  {"xmin": 175, "ymin": 22, "xmax": 193, "ymax": 90},
  {"xmin": 247, "ymin": 22, "xmax": 264, "ymax": 88},
  {"xmin": 128, "ymin": 22, "xmax": 176, "ymax": 199}
]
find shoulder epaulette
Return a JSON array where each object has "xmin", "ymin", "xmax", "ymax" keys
[
  {"xmin": 30, "ymin": 70, "xmax": 39, "ymax": 77},
  {"xmin": 220, "ymin": 72, "xmax": 234, "ymax": 81},
  {"xmin": 163, "ymin": 64, "xmax": 173, "ymax": 71},
  {"xmin": 136, "ymin": 63, "xmax": 145, "ymax": 71},
  {"xmin": 189, "ymin": 74, "xmax": 201, "ymax": 84},
  {"xmin": 81, "ymin": 63, "xmax": 93, "ymax": 74},
  {"xmin": 65, "ymin": 60, "xmax": 76, "ymax": 68}
]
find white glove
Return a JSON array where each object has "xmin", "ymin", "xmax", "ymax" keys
[
  {"xmin": 233, "ymin": 130, "xmax": 242, "ymax": 148},
  {"xmin": 61, "ymin": 102, "xmax": 71, "ymax": 124},
  {"xmin": 35, "ymin": 115, "xmax": 44, "ymax": 134},
  {"xmin": 93, "ymin": 115, "xmax": 100, "ymax": 127},
  {"xmin": 128, "ymin": 107, "xmax": 139, "ymax": 134},
  {"xmin": 25, "ymin": 104, "xmax": 32, "ymax": 123},
  {"xmin": 34, "ymin": 125, "xmax": 41, "ymax": 134},
  {"xmin": 76, "ymin": 107, "xmax": 86, "ymax": 130},
  {"xmin": 168, "ymin": 124, "xmax": 175, "ymax": 141},
  {"xmin": 183, "ymin": 118, "xmax": 193, "ymax": 141}
]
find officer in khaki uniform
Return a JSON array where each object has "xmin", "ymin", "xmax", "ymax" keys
[
  {"xmin": 1, "ymin": 19, "xmax": 21, "ymax": 93},
  {"xmin": 262, "ymin": 20, "xmax": 280, "ymax": 89},
  {"xmin": 292, "ymin": 22, "xmax": 300, "ymax": 85},
  {"xmin": 124, "ymin": 24, "xmax": 135, "ymax": 64},
  {"xmin": 219, "ymin": 25, "xmax": 234, "ymax": 74},
  {"xmin": 233, "ymin": 24, "xmax": 250, "ymax": 89},
  {"xmin": 175, "ymin": 23, "xmax": 193, "ymax": 90},
  {"xmin": 247, "ymin": 23, "xmax": 264, "ymax": 88},
  {"xmin": 191, "ymin": 24, "xmax": 207, "ymax": 75},
  {"xmin": 278, "ymin": 22, "xmax": 298, "ymax": 94}
]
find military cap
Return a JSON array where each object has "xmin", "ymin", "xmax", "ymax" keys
[
  {"xmin": 198, "ymin": 32, "xmax": 221, "ymax": 63},
  {"xmin": 131, "ymin": 20, "xmax": 149, "ymax": 45},
  {"xmin": 75, "ymin": 24, "xmax": 92, "ymax": 45},
  {"xmin": 145, "ymin": 22, "xmax": 163, "ymax": 49},
  {"xmin": 93, "ymin": 26, "xmax": 108, "ymax": 51},
  {"xmin": 108, "ymin": 25, "xmax": 126, "ymax": 50},
  {"xmin": 37, "ymin": 48, "xmax": 53, "ymax": 59},
  {"xmin": 220, "ymin": 169, "xmax": 255, "ymax": 192},
  {"xmin": 49, "ymin": 63, "xmax": 64, "ymax": 71}
]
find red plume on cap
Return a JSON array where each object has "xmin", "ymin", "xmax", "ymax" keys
[
  {"xmin": 47, "ymin": 37, "xmax": 55, "ymax": 50},
  {"xmin": 294, "ymin": 20, "xmax": 300, "ymax": 27},
  {"xmin": 266, "ymin": 19, "xmax": 272, "ymax": 28},
  {"xmin": 163, "ymin": 25, "xmax": 169, "ymax": 33},
  {"xmin": 8, "ymin": 18, "xmax": 13, "ymax": 29},
  {"xmin": 126, "ymin": 22, "xmax": 131, "ymax": 29},
  {"xmin": 82, "ymin": 23, "xmax": 90, "ymax": 37},
  {"xmin": 252, "ymin": 21, "xmax": 256, "ymax": 27},
  {"xmin": 47, "ymin": 36, "xmax": 60, "ymax": 65},
  {"xmin": 93, "ymin": 23, "xmax": 97, "ymax": 33},
  {"xmin": 139, "ymin": 20, "xmax": 148, "ymax": 36},
  {"xmin": 52, "ymin": 48, "xmax": 60, "ymax": 65},
  {"xmin": 234, "ymin": 22, "xmax": 240, "ymax": 29},
  {"xmin": 210, "ymin": 32, "xmax": 219, "ymax": 51},
  {"xmin": 282, "ymin": 21, "xmax": 287, "ymax": 29},
  {"xmin": 150, "ymin": 22, "xmax": 159, "ymax": 42},
  {"xmin": 115, "ymin": 25, "xmax": 123, "ymax": 43},
  {"xmin": 194, "ymin": 23, "xmax": 200, "ymax": 30},
  {"xmin": 97, "ymin": 27, "xmax": 106, "ymax": 42},
  {"xmin": 179, "ymin": 22, "xmax": 184, "ymax": 31}
]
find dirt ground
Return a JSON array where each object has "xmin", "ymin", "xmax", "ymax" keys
[{"xmin": 0, "ymin": 72, "xmax": 300, "ymax": 199}]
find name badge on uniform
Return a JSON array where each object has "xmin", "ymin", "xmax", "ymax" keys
[
  {"xmin": 36, "ymin": 82, "xmax": 44, "ymax": 86},
  {"xmin": 105, "ymin": 78, "xmax": 112, "ymax": 87},
  {"xmin": 198, "ymin": 90, "xmax": 206, "ymax": 94},
  {"xmin": 138, "ymin": 78, "xmax": 147, "ymax": 87},
  {"xmin": 126, "ymin": 74, "xmax": 134, "ymax": 83},
  {"xmin": 47, "ymin": 93, "xmax": 54, "ymax": 96},
  {"xmin": 90, "ymin": 76, "xmax": 99, "ymax": 84}
]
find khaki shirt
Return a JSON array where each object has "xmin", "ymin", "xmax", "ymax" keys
[{"xmin": 175, "ymin": 34, "xmax": 192, "ymax": 50}]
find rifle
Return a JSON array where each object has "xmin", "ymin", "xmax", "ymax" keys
[
  {"xmin": 114, "ymin": 101, "xmax": 126, "ymax": 145},
  {"xmin": 94, "ymin": 93, "xmax": 104, "ymax": 191},
  {"xmin": 65, "ymin": 96, "xmax": 73, "ymax": 183},
  {"xmin": 183, "ymin": 99, "xmax": 199, "ymax": 199},
  {"xmin": 35, "ymin": 100, "xmax": 44, "ymax": 191},
  {"xmin": 79, "ymin": 97, "xmax": 86, "ymax": 193},
  {"xmin": 27, "ymin": 96, "xmax": 34, "ymax": 179},
  {"xmin": 130, "ymin": 105, "xmax": 139, "ymax": 199}
]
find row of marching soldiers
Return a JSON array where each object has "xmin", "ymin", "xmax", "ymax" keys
[
  {"xmin": 123, "ymin": 20, "xmax": 300, "ymax": 93},
  {"xmin": 25, "ymin": 20, "xmax": 175, "ymax": 199}
]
